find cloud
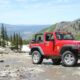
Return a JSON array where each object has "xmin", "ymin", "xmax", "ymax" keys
[
  {"xmin": 21, "ymin": 0, "xmax": 76, "ymax": 8},
  {"xmin": 28, "ymin": 0, "xmax": 72, "ymax": 4},
  {"xmin": 0, "ymin": 0, "xmax": 9, "ymax": 3},
  {"xmin": 0, "ymin": 0, "xmax": 77, "ymax": 5},
  {"xmin": 0, "ymin": 0, "xmax": 11, "ymax": 9},
  {"xmin": 57, "ymin": 0, "xmax": 69, "ymax": 3},
  {"xmin": 0, "ymin": 0, "xmax": 11, "ymax": 5},
  {"xmin": 0, "ymin": 0, "xmax": 79, "ymax": 25},
  {"xmin": 15, "ymin": 0, "xmax": 27, "ymax": 3},
  {"xmin": 0, "ymin": 0, "xmax": 76, "ymax": 9}
]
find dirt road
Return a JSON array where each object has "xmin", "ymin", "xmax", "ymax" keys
[{"xmin": 0, "ymin": 53, "xmax": 80, "ymax": 80}]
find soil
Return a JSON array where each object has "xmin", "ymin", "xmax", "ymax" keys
[{"xmin": 0, "ymin": 53, "xmax": 80, "ymax": 80}]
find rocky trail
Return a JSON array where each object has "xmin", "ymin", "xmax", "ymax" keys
[{"xmin": 0, "ymin": 53, "xmax": 80, "ymax": 80}]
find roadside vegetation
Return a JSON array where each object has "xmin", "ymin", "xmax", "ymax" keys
[
  {"xmin": 0, "ymin": 24, "xmax": 23, "ymax": 51},
  {"xmin": 23, "ymin": 40, "xmax": 30, "ymax": 44}
]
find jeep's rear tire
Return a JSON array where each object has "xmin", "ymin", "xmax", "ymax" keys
[
  {"xmin": 52, "ymin": 59, "xmax": 61, "ymax": 65},
  {"xmin": 32, "ymin": 51, "xmax": 43, "ymax": 64},
  {"xmin": 61, "ymin": 51, "xmax": 78, "ymax": 67}
]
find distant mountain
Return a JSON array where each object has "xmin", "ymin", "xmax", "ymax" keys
[
  {"xmin": 40, "ymin": 19, "xmax": 80, "ymax": 40},
  {"xmin": 0, "ymin": 24, "xmax": 49, "ymax": 39}
]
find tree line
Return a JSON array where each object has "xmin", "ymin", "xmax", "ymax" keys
[{"xmin": 0, "ymin": 24, "xmax": 23, "ymax": 51}]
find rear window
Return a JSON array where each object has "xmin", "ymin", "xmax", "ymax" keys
[{"xmin": 56, "ymin": 33, "xmax": 74, "ymax": 40}]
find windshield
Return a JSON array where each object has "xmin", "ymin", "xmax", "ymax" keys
[{"xmin": 56, "ymin": 33, "xmax": 74, "ymax": 40}]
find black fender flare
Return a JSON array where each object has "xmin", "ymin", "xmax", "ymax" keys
[
  {"xmin": 60, "ymin": 44, "xmax": 78, "ymax": 54},
  {"xmin": 30, "ymin": 46, "xmax": 44, "ymax": 55}
]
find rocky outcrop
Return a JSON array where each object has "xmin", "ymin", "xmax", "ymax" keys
[
  {"xmin": 54, "ymin": 19, "xmax": 80, "ymax": 36},
  {"xmin": 40, "ymin": 19, "xmax": 80, "ymax": 39}
]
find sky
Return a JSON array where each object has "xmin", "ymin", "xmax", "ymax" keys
[{"xmin": 0, "ymin": 0, "xmax": 80, "ymax": 25}]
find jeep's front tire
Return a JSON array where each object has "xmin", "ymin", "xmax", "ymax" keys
[
  {"xmin": 32, "ymin": 51, "xmax": 43, "ymax": 64},
  {"xmin": 61, "ymin": 51, "xmax": 78, "ymax": 67}
]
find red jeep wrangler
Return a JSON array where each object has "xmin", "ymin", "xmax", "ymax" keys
[{"xmin": 29, "ymin": 32, "xmax": 80, "ymax": 67}]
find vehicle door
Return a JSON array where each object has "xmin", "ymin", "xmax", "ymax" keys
[{"xmin": 44, "ymin": 33, "xmax": 55, "ymax": 56}]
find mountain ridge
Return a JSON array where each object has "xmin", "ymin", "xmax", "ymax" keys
[
  {"xmin": 39, "ymin": 18, "xmax": 80, "ymax": 40},
  {"xmin": 0, "ymin": 23, "xmax": 49, "ymax": 39}
]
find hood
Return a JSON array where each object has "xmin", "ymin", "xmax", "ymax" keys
[
  {"xmin": 58, "ymin": 40, "xmax": 80, "ymax": 46},
  {"xmin": 66, "ymin": 40, "xmax": 80, "ymax": 44}
]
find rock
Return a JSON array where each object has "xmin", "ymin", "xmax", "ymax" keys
[
  {"xmin": 27, "ymin": 67, "xmax": 45, "ymax": 74},
  {"xmin": 0, "ymin": 71, "xmax": 8, "ymax": 77},
  {"xmin": 0, "ymin": 60, "xmax": 4, "ymax": 62},
  {"xmin": 45, "ymin": 79, "xmax": 50, "ymax": 80},
  {"xmin": 72, "ymin": 71, "xmax": 80, "ymax": 76},
  {"xmin": 5, "ymin": 65, "xmax": 10, "ymax": 67},
  {"xmin": 0, "ymin": 47, "xmax": 14, "ymax": 54}
]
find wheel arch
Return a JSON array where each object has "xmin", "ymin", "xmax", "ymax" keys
[
  {"xmin": 30, "ymin": 46, "xmax": 44, "ymax": 55},
  {"xmin": 60, "ymin": 45, "xmax": 78, "ymax": 55}
]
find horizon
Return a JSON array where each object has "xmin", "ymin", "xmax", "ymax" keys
[
  {"xmin": 0, "ymin": 23, "xmax": 51, "ymax": 25},
  {"xmin": 0, "ymin": 0, "xmax": 80, "ymax": 25},
  {"xmin": 0, "ymin": 18, "xmax": 80, "ymax": 26}
]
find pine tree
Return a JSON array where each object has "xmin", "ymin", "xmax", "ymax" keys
[
  {"xmin": 9, "ymin": 32, "xmax": 23, "ymax": 51},
  {"xmin": 4, "ymin": 27, "xmax": 8, "ymax": 46},
  {"xmin": 15, "ymin": 33, "xmax": 19, "ymax": 50},
  {"xmin": 1, "ymin": 24, "xmax": 6, "ymax": 47},
  {"xmin": 13, "ymin": 32, "xmax": 16, "ymax": 46},
  {"xmin": 9, "ymin": 35, "xmax": 13, "ymax": 47},
  {"xmin": 0, "ymin": 28, "xmax": 1, "ymax": 46},
  {"xmin": 18, "ymin": 34, "xmax": 23, "ymax": 51},
  {"xmin": 0, "ymin": 30, "xmax": 1, "ymax": 46}
]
